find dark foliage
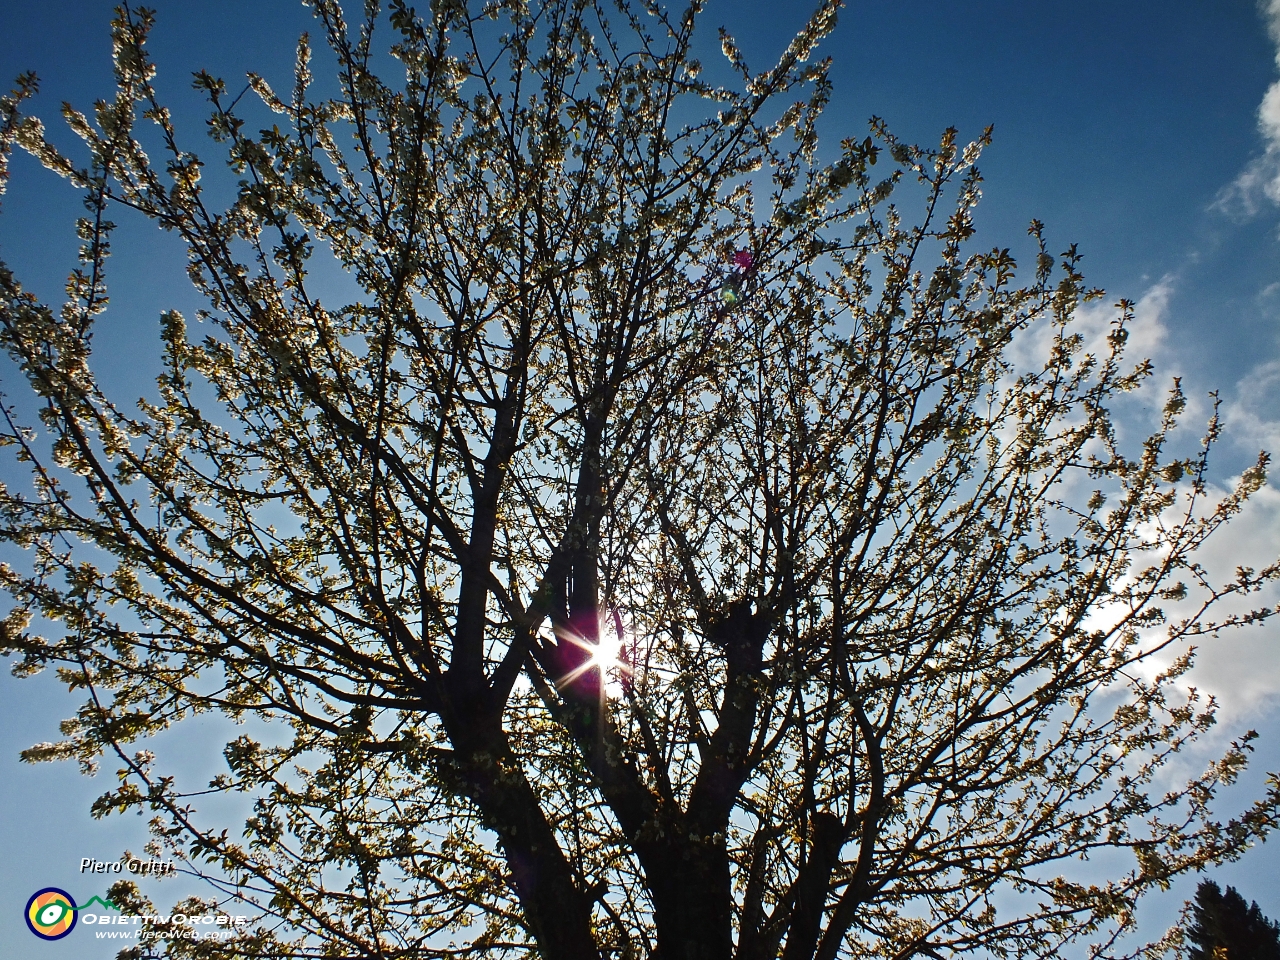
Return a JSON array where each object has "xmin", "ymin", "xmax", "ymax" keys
[{"xmin": 1186, "ymin": 880, "xmax": 1280, "ymax": 960}]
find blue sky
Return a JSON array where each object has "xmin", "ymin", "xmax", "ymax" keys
[{"xmin": 1, "ymin": 1, "xmax": 1278, "ymax": 957}]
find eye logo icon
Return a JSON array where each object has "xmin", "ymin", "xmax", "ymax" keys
[{"xmin": 25, "ymin": 888, "xmax": 78, "ymax": 940}]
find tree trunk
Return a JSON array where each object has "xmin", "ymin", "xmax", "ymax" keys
[
  {"xmin": 448, "ymin": 727, "xmax": 603, "ymax": 960},
  {"xmin": 650, "ymin": 840, "xmax": 735, "ymax": 960}
]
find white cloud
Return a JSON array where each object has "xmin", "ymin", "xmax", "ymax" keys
[
  {"xmin": 1214, "ymin": 148, "xmax": 1280, "ymax": 218},
  {"xmin": 1099, "ymin": 477, "xmax": 1280, "ymax": 725},
  {"xmin": 1006, "ymin": 276, "xmax": 1175, "ymax": 378},
  {"xmin": 1213, "ymin": 0, "xmax": 1280, "ymax": 217},
  {"xmin": 1262, "ymin": 73, "xmax": 1280, "ymax": 144},
  {"xmin": 1175, "ymin": 481, "xmax": 1280, "ymax": 719},
  {"xmin": 1042, "ymin": 277, "xmax": 1280, "ymax": 723},
  {"xmin": 1004, "ymin": 270, "xmax": 1280, "ymax": 719},
  {"xmin": 1121, "ymin": 275, "xmax": 1176, "ymax": 361},
  {"xmin": 1226, "ymin": 358, "xmax": 1280, "ymax": 454},
  {"xmin": 1148, "ymin": 332, "xmax": 1280, "ymax": 719}
]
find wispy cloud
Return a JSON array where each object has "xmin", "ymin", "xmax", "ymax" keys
[
  {"xmin": 1006, "ymin": 276, "xmax": 1175, "ymax": 379},
  {"xmin": 1213, "ymin": 0, "xmax": 1280, "ymax": 217},
  {"xmin": 1057, "ymin": 278, "xmax": 1280, "ymax": 723},
  {"xmin": 1088, "ymin": 469, "xmax": 1280, "ymax": 728},
  {"xmin": 1226, "ymin": 358, "xmax": 1280, "ymax": 453},
  {"xmin": 1172, "ymin": 347, "xmax": 1280, "ymax": 721},
  {"xmin": 1153, "ymin": 479, "xmax": 1280, "ymax": 721}
]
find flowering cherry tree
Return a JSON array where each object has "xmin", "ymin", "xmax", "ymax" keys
[{"xmin": 1, "ymin": 2, "xmax": 1278, "ymax": 959}]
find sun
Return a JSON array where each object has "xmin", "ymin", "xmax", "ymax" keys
[
  {"xmin": 586, "ymin": 633, "xmax": 625, "ymax": 674},
  {"xmin": 550, "ymin": 615, "xmax": 632, "ymax": 697}
]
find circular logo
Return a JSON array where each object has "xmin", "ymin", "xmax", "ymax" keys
[{"xmin": 25, "ymin": 888, "xmax": 78, "ymax": 941}]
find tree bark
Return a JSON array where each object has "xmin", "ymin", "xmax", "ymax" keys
[{"xmin": 445, "ymin": 721, "xmax": 603, "ymax": 960}]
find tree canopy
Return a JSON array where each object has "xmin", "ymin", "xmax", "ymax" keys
[
  {"xmin": 1, "ymin": 2, "xmax": 1279, "ymax": 959},
  {"xmin": 1185, "ymin": 881, "xmax": 1280, "ymax": 960}
]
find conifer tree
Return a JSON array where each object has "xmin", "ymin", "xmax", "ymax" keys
[{"xmin": 1186, "ymin": 881, "xmax": 1280, "ymax": 960}]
